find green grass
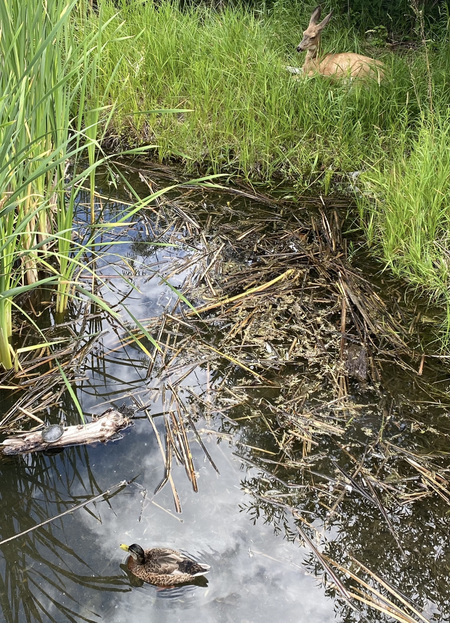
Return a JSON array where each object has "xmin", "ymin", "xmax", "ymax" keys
[
  {"xmin": 357, "ymin": 114, "xmax": 450, "ymax": 303},
  {"xmin": 84, "ymin": 0, "xmax": 411, "ymax": 181},
  {"xmin": 80, "ymin": 0, "xmax": 445, "ymax": 209},
  {"xmin": 77, "ymin": 0, "xmax": 450, "ymax": 347}
]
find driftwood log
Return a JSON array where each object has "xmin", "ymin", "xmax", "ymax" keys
[{"xmin": 0, "ymin": 409, "xmax": 131, "ymax": 456}]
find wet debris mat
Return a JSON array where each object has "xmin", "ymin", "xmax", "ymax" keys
[
  {"xmin": 1, "ymin": 161, "xmax": 448, "ymax": 621},
  {"xmin": 129, "ymin": 179, "xmax": 449, "ymax": 623}
]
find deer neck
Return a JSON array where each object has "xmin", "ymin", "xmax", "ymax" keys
[{"xmin": 302, "ymin": 47, "xmax": 321, "ymax": 74}]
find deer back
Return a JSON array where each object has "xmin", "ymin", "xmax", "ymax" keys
[{"xmin": 306, "ymin": 52, "xmax": 384, "ymax": 81}]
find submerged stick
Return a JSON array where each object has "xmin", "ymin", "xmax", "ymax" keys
[{"xmin": 0, "ymin": 480, "xmax": 128, "ymax": 546}]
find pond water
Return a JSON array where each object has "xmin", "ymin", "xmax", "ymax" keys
[
  {"xmin": 1, "ymin": 412, "xmax": 335, "ymax": 622},
  {"xmin": 0, "ymin": 163, "xmax": 448, "ymax": 623}
]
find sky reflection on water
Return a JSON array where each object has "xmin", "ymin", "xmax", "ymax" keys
[
  {"xmin": 1, "ymin": 172, "xmax": 447, "ymax": 623},
  {"xmin": 0, "ymin": 415, "xmax": 336, "ymax": 622},
  {"xmin": 81, "ymin": 420, "xmax": 335, "ymax": 623}
]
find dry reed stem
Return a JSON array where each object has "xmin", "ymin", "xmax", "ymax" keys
[
  {"xmin": 0, "ymin": 480, "xmax": 128, "ymax": 546},
  {"xmin": 122, "ymin": 182, "xmax": 447, "ymax": 618}
]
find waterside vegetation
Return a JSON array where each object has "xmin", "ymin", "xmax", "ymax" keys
[
  {"xmin": 81, "ymin": 0, "xmax": 450, "ymax": 344},
  {"xmin": 0, "ymin": 0, "xmax": 171, "ymax": 381},
  {"xmin": 0, "ymin": 3, "xmax": 448, "ymax": 617},
  {"xmin": 1, "ymin": 0, "xmax": 450, "ymax": 390}
]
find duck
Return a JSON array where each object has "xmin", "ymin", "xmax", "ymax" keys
[{"xmin": 120, "ymin": 543, "xmax": 210, "ymax": 586}]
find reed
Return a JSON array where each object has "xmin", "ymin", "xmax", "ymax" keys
[
  {"xmin": 0, "ymin": 0, "xmax": 136, "ymax": 369},
  {"xmin": 0, "ymin": 0, "xmax": 70, "ymax": 368}
]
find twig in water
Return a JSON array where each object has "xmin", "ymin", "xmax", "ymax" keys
[{"xmin": 0, "ymin": 480, "xmax": 128, "ymax": 546}]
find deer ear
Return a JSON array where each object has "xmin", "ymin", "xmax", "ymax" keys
[
  {"xmin": 309, "ymin": 6, "xmax": 322, "ymax": 26},
  {"xmin": 318, "ymin": 11, "xmax": 333, "ymax": 30}
]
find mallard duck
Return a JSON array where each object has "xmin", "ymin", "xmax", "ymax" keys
[{"xmin": 120, "ymin": 543, "xmax": 210, "ymax": 586}]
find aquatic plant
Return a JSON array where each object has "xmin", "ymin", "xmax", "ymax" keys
[{"xmin": 0, "ymin": 0, "xmax": 160, "ymax": 373}]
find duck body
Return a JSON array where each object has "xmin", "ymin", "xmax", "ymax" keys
[{"xmin": 120, "ymin": 543, "xmax": 210, "ymax": 586}]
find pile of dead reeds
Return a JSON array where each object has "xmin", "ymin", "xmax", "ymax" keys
[{"xmin": 123, "ymin": 174, "xmax": 449, "ymax": 623}]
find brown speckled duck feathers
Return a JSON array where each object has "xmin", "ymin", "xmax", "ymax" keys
[{"xmin": 120, "ymin": 543, "xmax": 210, "ymax": 586}]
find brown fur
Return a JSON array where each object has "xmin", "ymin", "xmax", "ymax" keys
[{"xmin": 297, "ymin": 6, "xmax": 384, "ymax": 82}]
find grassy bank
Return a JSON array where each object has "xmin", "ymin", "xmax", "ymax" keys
[
  {"xmin": 86, "ymin": 0, "xmax": 407, "ymax": 181},
  {"xmin": 357, "ymin": 114, "xmax": 450, "ymax": 332},
  {"xmin": 83, "ymin": 0, "xmax": 440, "ymax": 179},
  {"xmin": 82, "ymin": 0, "xmax": 450, "ymax": 346}
]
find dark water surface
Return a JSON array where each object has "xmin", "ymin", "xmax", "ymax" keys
[{"xmin": 0, "ymin": 165, "xmax": 448, "ymax": 623}]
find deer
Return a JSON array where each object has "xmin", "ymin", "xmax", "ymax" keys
[{"xmin": 296, "ymin": 6, "xmax": 384, "ymax": 82}]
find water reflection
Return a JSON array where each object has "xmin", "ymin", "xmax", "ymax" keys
[
  {"xmin": 1, "ymin": 165, "xmax": 448, "ymax": 622},
  {"xmin": 0, "ymin": 420, "xmax": 337, "ymax": 622},
  {"xmin": 0, "ymin": 342, "xmax": 336, "ymax": 623},
  {"xmin": 232, "ymin": 393, "xmax": 450, "ymax": 622},
  {"xmin": 0, "ymin": 449, "xmax": 129, "ymax": 622},
  {"xmin": 81, "ymin": 421, "xmax": 335, "ymax": 623}
]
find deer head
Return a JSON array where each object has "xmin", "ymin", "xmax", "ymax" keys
[{"xmin": 297, "ymin": 6, "xmax": 333, "ymax": 55}]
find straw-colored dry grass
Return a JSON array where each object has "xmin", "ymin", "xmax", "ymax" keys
[{"xmin": 105, "ymin": 173, "xmax": 448, "ymax": 622}]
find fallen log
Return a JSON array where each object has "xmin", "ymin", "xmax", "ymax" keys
[{"xmin": 0, "ymin": 409, "xmax": 131, "ymax": 456}]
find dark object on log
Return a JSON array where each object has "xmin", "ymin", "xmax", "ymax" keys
[
  {"xmin": 41, "ymin": 424, "xmax": 64, "ymax": 443},
  {"xmin": 0, "ymin": 409, "xmax": 131, "ymax": 456}
]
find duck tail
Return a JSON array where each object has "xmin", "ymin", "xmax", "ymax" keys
[{"xmin": 180, "ymin": 560, "xmax": 210, "ymax": 576}]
